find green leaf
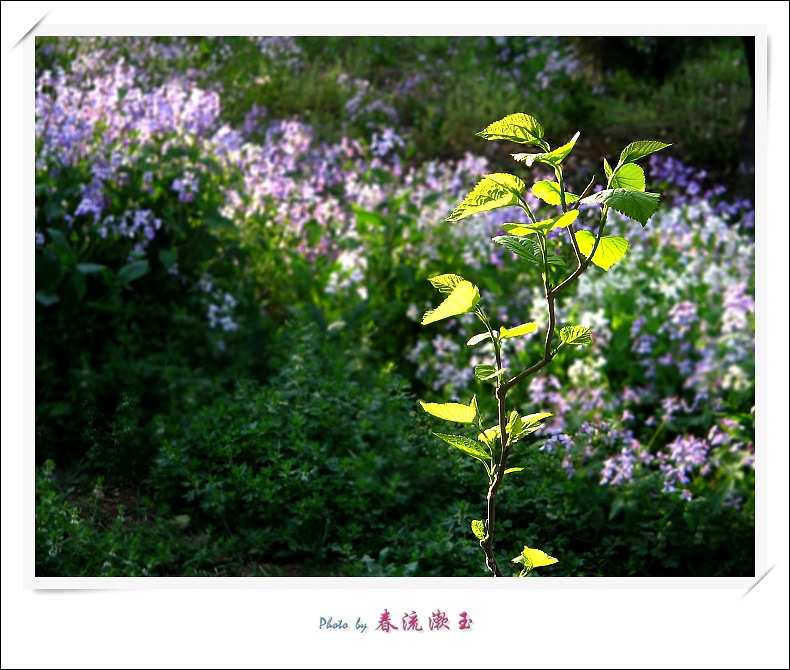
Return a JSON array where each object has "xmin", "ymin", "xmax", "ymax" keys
[
  {"xmin": 499, "ymin": 322, "xmax": 538, "ymax": 339},
  {"xmin": 575, "ymin": 230, "xmax": 630, "ymax": 271},
  {"xmin": 421, "ymin": 280, "xmax": 480, "ymax": 325},
  {"xmin": 478, "ymin": 426, "xmax": 500, "ymax": 446},
  {"xmin": 512, "ymin": 546, "xmax": 559, "ymax": 572},
  {"xmin": 559, "ymin": 325, "xmax": 592, "ymax": 346},
  {"xmin": 506, "ymin": 410, "xmax": 523, "ymax": 439},
  {"xmin": 532, "ymin": 181, "xmax": 579, "ymax": 206},
  {"xmin": 503, "ymin": 210, "xmax": 579, "ymax": 236},
  {"xmin": 431, "ymin": 432, "xmax": 491, "ymax": 462},
  {"xmin": 492, "ymin": 236, "xmax": 566, "ymax": 268},
  {"xmin": 35, "ymin": 290, "xmax": 60, "ymax": 307},
  {"xmin": 508, "ymin": 411, "xmax": 552, "ymax": 443},
  {"xmin": 419, "ymin": 400, "xmax": 477, "ymax": 423},
  {"xmin": 475, "ymin": 113, "xmax": 545, "ymax": 146},
  {"xmin": 46, "ymin": 228, "xmax": 76, "ymax": 267},
  {"xmin": 617, "ymin": 140, "xmax": 672, "ymax": 167},
  {"xmin": 610, "ymin": 163, "xmax": 645, "ymax": 191},
  {"xmin": 428, "ymin": 273, "xmax": 466, "ymax": 295},
  {"xmin": 158, "ymin": 249, "xmax": 178, "ymax": 271},
  {"xmin": 467, "ymin": 332, "xmax": 494, "ymax": 346},
  {"xmin": 474, "ymin": 364, "xmax": 507, "ymax": 381},
  {"xmin": 117, "ymin": 260, "xmax": 150, "ymax": 284},
  {"xmin": 504, "ymin": 467, "xmax": 524, "ymax": 475},
  {"xmin": 446, "ymin": 173, "xmax": 525, "ymax": 222},
  {"xmin": 580, "ymin": 188, "xmax": 660, "ymax": 227},
  {"xmin": 512, "ymin": 131, "xmax": 580, "ymax": 168},
  {"xmin": 76, "ymin": 263, "xmax": 106, "ymax": 274},
  {"xmin": 522, "ymin": 412, "xmax": 553, "ymax": 425},
  {"xmin": 471, "ymin": 520, "xmax": 486, "ymax": 541}
]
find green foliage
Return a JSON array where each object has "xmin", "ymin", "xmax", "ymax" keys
[
  {"xmin": 475, "ymin": 112, "xmax": 546, "ymax": 146},
  {"xmin": 559, "ymin": 326, "xmax": 592, "ymax": 346},
  {"xmin": 417, "ymin": 111, "xmax": 672, "ymax": 576},
  {"xmin": 421, "ymin": 280, "xmax": 481, "ymax": 326},
  {"xmin": 575, "ymin": 231, "xmax": 630, "ymax": 271},
  {"xmin": 581, "ymin": 188, "xmax": 661, "ymax": 226},
  {"xmin": 512, "ymin": 131, "xmax": 580, "ymax": 168},
  {"xmin": 446, "ymin": 173, "xmax": 526, "ymax": 222}
]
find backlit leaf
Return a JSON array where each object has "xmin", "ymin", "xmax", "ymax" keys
[
  {"xmin": 471, "ymin": 520, "xmax": 486, "ymax": 540},
  {"xmin": 446, "ymin": 173, "xmax": 525, "ymax": 222},
  {"xmin": 428, "ymin": 273, "xmax": 466, "ymax": 294},
  {"xmin": 617, "ymin": 140, "xmax": 672, "ymax": 167},
  {"xmin": 580, "ymin": 188, "xmax": 660, "ymax": 227},
  {"xmin": 521, "ymin": 412, "xmax": 553, "ymax": 425},
  {"xmin": 421, "ymin": 280, "xmax": 480, "ymax": 325},
  {"xmin": 475, "ymin": 113, "xmax": 545, "ymax": 146},
  {"xmin": 504, "ymin": 467, "xmax": 524, "ymax": 475},
  {"xmin": 532, "ymin": 180, "xmax": 579, "ymax": 206},
  {"xmin": 511, "ymin": 545, "xmax": 559, "ymax": 572},
  {"xmin": 610, "ymin": 163, "xmax": 646, "ymax": 191},
  {"xmin": 512, "ymin": 131, "xmax": 580, "ymax": 168},
  {"xmin": 503, "ymin": 210, "xmax": 579, "ymax": 236},
  {"xmin": 575, "ymin": 230, "xmax": 630, "ymax": 271},
  {"xmin": 559, "ymin": 325, "xmax": 591, "ymax": 346},
  {"xmin": 499, "ymin": 322, "xmax": 538, "ymax": 339},
  {"xmin": 432, "ymin": 432, "xmax": 491, "ymax": 462},
  {"xmin": 467, "ymin": 332, "xmax": 495, "ymax": 346},
  {"xmin": 419, "ymin": 400, "xmax": 477, "ymax": 423},
  {"xmin": 474, "ymin": 364, "xmax": 507, "ymax": 381},
  {"xmin": 478, "ymin": 426, "xmax": 500, "ymax": 445}
]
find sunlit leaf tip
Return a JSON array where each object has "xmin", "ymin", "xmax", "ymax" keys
[
  {"xmin": 512, "ymin": 131, "xmax": 580, "ymax": 168},
  {"xmin": 475, "ymin": 113, "xmax": 545, "ymax": 146},
  {"xmin": 499, "ymin": 322, "xmax": 538, "ymax": 339},
  {"xmin": 419, "ymin": 400, "xmax": 477, "ymax": 423},
  {"xmin": 512, "ymin": 545, "xmax": 559, "ymax": 573},
  {"xmin": 421, "ymin": 280, "xmax": 480, "ymax": 325},
  {"xmin": 446, "ymin": 173, "xmax": 525, "ymax": 222}
]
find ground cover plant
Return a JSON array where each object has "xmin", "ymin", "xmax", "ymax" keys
[{"xmin": 35, "ymin": 36, "xmax": 755, "ymax": 577}]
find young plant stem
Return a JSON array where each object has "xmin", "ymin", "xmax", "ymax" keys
[{"xmin": 481, "ymin": 174, "xmax": 604, "ymax": 575}]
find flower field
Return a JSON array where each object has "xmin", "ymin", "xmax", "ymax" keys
[{"xmin": 35, "ymin": 36, "xmax": 755, "ymax": 577}]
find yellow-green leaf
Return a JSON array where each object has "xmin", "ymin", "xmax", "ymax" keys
[
  {"xmin": 512, "ymin": 545, "xmax": 559, "ymax": 572},
  {"xmin": 474, "ymin": 364, "xmax": 507, "ymax": 381},
  {"xmin": 446, "ymin": 173, "xmax": 525, "ymax": 222},
  {"xmin": 471, "ymin": 520, "xmax": 486, "ymax": 540},
  {"xmin": 475, "ymin": 113, "xmax": 545, "ymax": 146},
  {"xmin": 432, "ymin": 432, "xmax": 490, "ymax": 461},
  {"xmin": 575, "ymin": 230, "xmax": 630, "ymax": 271},
  {"xmin": 521, "ymin": 412, "xmax": 553, "ymax": 425},
  {"xmin": 512, "ymin": 131, "xmax": 580, "ymax": 168},
  {"xmin": 532, "ymin": 180, "xmax": 579, "ymax": 206},
  {"xmin": 421, "ymin": 280, "xmax": 480, "ymax": 325},
  {"xmin": 504, "ymin": 210, "xmax": 579, "ymax": 236},
  {"xmin": 499, "ymin": 322, "xmax": 538, "ymax": 339},
  {"xmin": 419, "ymin": 400, "xmax": 477, "ymax": 423},
  {"xmin": 504, "ymin": 467, "xmax": 524, "ymax": 475},
  {"xmin": 478, "ymin": 426, "xmax": 500, "ymax": 446},
  {"xmin": 428, "ymin": 273, "xmax": 467, "ymax": 294},
  {"xmin": 559, "ymin": 325, "xmax": 591, "ymax": 346},
  {"xmin": 610, "ymin": 163, "xmax": 645, "ymax": 191},
  {"xmin": 617, "ymin": 140, "xmax": 672, "ymax": 167},
  {"xmin": 467, "ymin": 332, "xmax": 495, "ymax": 346}
]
